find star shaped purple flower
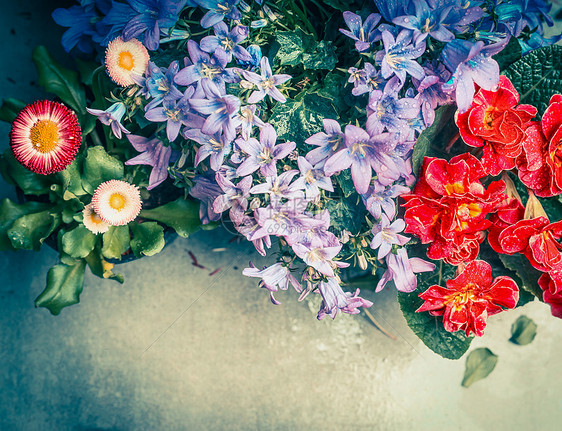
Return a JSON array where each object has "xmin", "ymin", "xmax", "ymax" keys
[
  {"xmin": 304, "ymin": 119, "xmax": 344, "ymax": 167},
  {"xmin": 184, "ymin": 129, "xmax": 231, "ymax": 171},
  {"xmin": 200, "ymin": 22, "xmax": 252, "ymax": 63},
  {"xmin": 370, "ymin": 214, "xmax": 410, "ymax": 259},
  {"xmin": 339, "ymin": 11, "xmax": 382, "ymax": 52},
  {"xmin": 243, "ymin": 261, "xmax": 302, "ymax": 305},
  {"xmin": 291, "ymin": 156, "xmax": 334, "ymax": 200},
  {"xmin": 376, "ymin": 248, "xmax": 435, "ymax": 293},
  {"xmin": 376, "ymin": 29, "xmax": 426, "ymax": 84},
  {"xmin": 316, "ymin": 277, "xmax": 373, "ymax": 320},
  {"xmin": 242, "ymin": 56, "xmax": 291, "ymax": 103},
  {"xmin": 195, "ymin": 0, "xmax": 242, "ymax": 29},
  {"xmin": 213, "ymin": 173, "xmax": 252, "ymax": 224},
  {"xmin": 125, "ymin": 134, "xmax": 172, "ymax": 190}
]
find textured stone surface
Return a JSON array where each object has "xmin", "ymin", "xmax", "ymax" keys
[{"xmin": 1, "ymin": 2, "xmax": 562, "ymax": 431}]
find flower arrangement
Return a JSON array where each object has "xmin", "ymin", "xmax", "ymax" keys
[{"xmin": 1, "ymin": 0, "xmax": 561, "ymax": 363}]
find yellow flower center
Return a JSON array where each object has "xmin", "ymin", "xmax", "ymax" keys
[
  {"xmin": 109, "ymin": 193, "xmax": 126, "ymax": 210},
  {"xmin": 29, "ymin": 120, "xmax": 59, "ymax": 153},
  {"xmin": 118, "ymin": 51, "xmax": 135, "ymax": 71},
  {"xmin": 91, "ymin": 211, "xmax": 104, "ymax": 224}
]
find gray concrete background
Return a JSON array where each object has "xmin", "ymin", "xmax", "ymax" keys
[{"xmin": 1, "ymin": 2, "xmax": 561, "ymax": 430}]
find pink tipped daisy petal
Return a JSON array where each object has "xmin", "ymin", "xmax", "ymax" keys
[
  {"xmin": 92, "ymin": 180, "xmax": 142, "ymax": 226},
  {"xmin": 82, "ymin": 203, "xmax": 110, "ymax": 234},
  {"xmin": 105, "ymin": 36, "xmax": 150, "ymax": 87},
  {"xmin": 9, "ymin": 100, "xmax": 82, "ymax": 175}
]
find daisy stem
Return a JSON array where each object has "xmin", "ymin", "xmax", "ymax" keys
[{"xmin": 363, "ymin": 309, "xmax": 397, "ymax": 340}]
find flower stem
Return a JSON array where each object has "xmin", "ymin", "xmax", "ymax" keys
[{"xmin": 363, "ymin": 309, "xmax": 397, "ymax": 340}]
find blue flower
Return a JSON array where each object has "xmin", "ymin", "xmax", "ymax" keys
[
  {"xmin": 372, "ymin": 0, "xmax": 409, "ymax": 22},
  {"xmin": 237, "ymin": 44, "xmax": 263, "ymax": 69},
  {"xmin": 361, "ymin": 181, "xmax": 411, "ymax": 220},
  {"xmin": 144, "ymin": 61, "xmax": 184, "ymax": 110},
  {"xmin": 87, "ymin": 102, "xmax": 129, "ymax": 139},
  {"xmin": 125, "ymin": 135, "xmax": 172, "ymax": 190},
  {"xmin": 366, "ymin": 89, "xmax": 421, "ymax": 136},
  {"xmin": 436, "ymin": 0, "xmax": 484, "ymax": 34},
  {"xmin": 376, "ymin": 30, "xmax": 426, "ymax": 84},
  {"xmin": 195, "ymin": 0, "xmax": 242, "ymax": 28},
  {"xmin": 393, "ymin": 0, "xmax": 455, "ymax": 43},
  {"xmin": 189, "ymin": 174, "xmax": 223, "ymax": 224},
  {"xmin": 200, "ymin": 22, "xmax": 252, "ymax": 63},
  {"xmin": 213, "ymin": 174, "xmax": 252, "ymax": 224},
  {"xmin": 52, "ymin": 3, "xmax": 98, "ymax": 53},
  {"xmin": 350, "ymin": 63, "xmax": 388, "ymax": 96},
  {"xmin": 184, "ymin": 129, "xmax": 232, "ymax": 171},
  {"xmin": 441, "ymin": 38, "xmax": 507, "ymax": 112},
  {"xmin": 305, "ymin": 119, "xmax": 344, "ymax": 168},
  {"xmin": 339, "ymin": 12, "xmax": 381, "ymax": 52}
]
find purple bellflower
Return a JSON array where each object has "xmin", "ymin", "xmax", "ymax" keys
[
  {"xmin": 200, "ymin": 22, "xmax": 252, "ymax": 62},
  {"xmin": 236, "ymin": 105, "xmax": 266, "ymax": 140},
  {"xmin": 189, "ymin": 174, "xmax": 223, "ymax": 224},
  {"xmin": 324, "ymin": 125, "xmax": 400, "ymax": 195},
  {"xmin": 144, "ymin": 61, "xmax": 184, "ymax": 110},
  {"xmin": 185, "ymin": 129, "xmax": 232, "ymax": 171},
  {"xmin": 292, "ymin": 238, "xmax": 343, "ymax": 278},
  {"xmin": 376, "ymin": 30, "xmax": 426, "ymax": 84},
  {"xmin": 372, "ymin": 0, "xmax": 409, "ymax": 22},
  {"xmin": 350, "ymin": 63, "xmax": 388, "ymax": 96},
  {"xmin": 52, "ymin": 2, "xmax": 98, "ymax": 53},
  {"xmin": 189, "ymin": 79, "xmax": 241, "ymax": 143},
  {"xmin": 87, "ymin": 102, "xmax": 129, "ymax": 139},
  {"xmin": 366, "ymin": 89, "xmax": 421, "ymax": 135},
  {"xmin": 242, "ymin": 57, "xmax": 291, "ymax": 103},
  {"xmin": 361, "ymin": 181, "xmax": 410, "ymax": 219},
  {"xmin": 236, "ymin": 124, "xmax": 296, "ymax": 177},
  {"xmin": 251, "ymin": 200, "xmax": 321, "ymax": 240},
  {"xmin": 249, "ymin": 170, "xmax": 303, "ymax": 204},
  {"xmin": 304, "ymin": 119, "xmax": 344, "ymax": 168},
  {"xmin": 339, "ymin": 12, "xmax": 382, "ymax": 52},
  {"xmin": 376, "ymin": 248, "xmax": 436, "ymax": 292},
  {"xmin": 125, "ymin": 135, "xmax": 172, "ymax": 189},
  {"xmin": 291, "ymin": 157, "xmax": 334, "ymax": 200},
  {"xmin": 243, "ymin": 262, "xmax": 301, "ymax": 305},
  {"xmin": 213, "ymin": 174, "xmax": 252, "ymax": 224},
  {"xmin": 438, "ymin": 0, "xmax": 484, "ymax": 34},
  {"xmin": 441, "ymin": 38, "xmax": 507, "ymax": 112},
  {"xmin": 316, "ymin": 277, "xmax": 373, "ymax": 320},
  {"xmin": 195, "ymin": 0, "xmax": 242, "ymax": 29},
  {"xmin": 235, "ymin": 216, "xmax": 272, "ymax": 256},
  {"xmin": 393, "ymin": 0, "xmax": 455, "ymax": 44},
  {"xmin": 370, "ymin": 215, "xmax": 410, "ymax": 259}
]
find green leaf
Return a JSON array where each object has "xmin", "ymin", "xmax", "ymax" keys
[
  {"xmin": 411, "ymin": 105, "xmax": 456, "ymax": 176},
  {"xmin": 504, "ymin": 44, "xmax": 562, "ymax": 115},
  {"xmin": 130, "ymin": 221, "xmax": 165, "ymax": 257},
  {"xmin": 140, "ymin": 198, "xmax": 201, "ymax": 238},
  {"xmin": 509, "ymin": 315, "xmax": 537, "ymax": 345},
  {"xmin": 397, "ymin": 262, "xmax": 473, "ymax": 359},
  {"xmin": 35, "ymin": 261, "xmax": 86, "ymax": 315},
  {"xmin": 317, "ymin": 72, "xmax": 348, "ymax": 112},
  {"xmin": 334, "ymin": 170, "xmax": 356, "ymax": 198},
  {"xmin": 74, "ymin": 58, "xmax": 101, "ymax": 87},
  {"xmin": 461, "ymin": 348, "xmax": 498, "ymax": 388},
  {"xmin": 82, "ymin": 146, "xmax": 124, "ymax": 194},
  {"xmin": 322, "ymin": 0, "xmax": 362, "ymax": 11},
  {"xmin": 56, "ymin": 152, "xmax": 87, "ymax": 197},
  {"xmin": 268, "ymin": 92, "xmax": 339, "ymax": 145},
  {"xmin": 273, "ymin": 29, "xmax": 315, "ymax": 66},
  {"xmin": 493, "ymin": 37, "xmax": 522, "ymax": 70},
  {"xmin": 84, "ymin": 246, "xmax": 124, "ymax": 283},
  {"xmin": 498, "ymin": 253, "xmax": 544, "ymax": 300},
  {"xmin": 101, "ymin": 225, "xmax": 130, "ymax": 260},
  {"xmin": 0, "ymin": 150, "xmax": 54, "ymax": 195},
  {"xmin": 61, "ymin": 225, "xmax": 98, "ymax": 258},
  {"xmin": 0, "ymin": 199, "xmax": 49, "ymax": 250},
  {"xmin": 303, "ymin": 41, "xmax": 337, "ymax": 70},
  {"xmin": 325, "ymin": 196, "xmax": 366, "ymax": 234},
  {"xmin": 0, "ymin": 98, "xmax": 26, "ymax": 123},
  {"xmin": 32, "ymin": 46, "xmax": 86, "ymax": 115},
  {"xmin": 7, "ymin": 210, "xmax": 60, "ymax": 251}
]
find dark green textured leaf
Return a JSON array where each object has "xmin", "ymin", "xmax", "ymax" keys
[
  {"xmin": 504, "ymin": 44, "xmax": 562, "ymax": 115},
  {"xmin": 130, "ymin": 222, "xmax": 165, "ymax": 257},
  {"xmin": 509, "ymin": 315, "xmax": 537, "ymax": 345},
  {"xmin": 493, "ymin": 37, "xmax": 522, "ymax": 70},
  {"xmin": 62, "ymin": 225, "xmax": 97, "ymax": 258},
  {"xmin": 411, "ymin": 104, "xmax": 456, "ymax": 176},
  {"xmin": 0, "ymin": 98, "xmax": 26, "ymax": 123},
  {"xmin": 322, "ymin": 0, "xmax": 362, "ymax": 11},
  {"xmin": 82, "ymin": 146, "xmax": 124, "ymax": 194},
  {"xmin": 0, "ymin": 150, "xmax": 54, "ymax": 195},
  {"xmin": 101, "ymin": 225, "xmax": 130, "ymax": 260},
  {"xmin": 303, "ymin": 41, "xmax": 338, "ymax": 70},
  {"xmin": 325, "ymin": 196, "xmax": 365, "ymax": 234},
  {"xmin": 140, "ymin": 198, "xmax": 201, "ymax": 238},
  {"xmin": 32, "ymin": 46, "xmax": 86, "ymax": 115},
  {"xmin": 268, "ymin": 92, "xmax": 338, "ymax": 144},
  {"xmin": 498, "ymin": 253, "xmax": 543, "ymax": 300},
  {"xmin": 335, "ymin": 170, "xmax": 356, "ymax": 198},
  {"xmin": 273, "ymin": 29, "xmax": 314, "ymax": 66},
  {"xmin": 0, "ymin": 199, "xmax": 49, "ymax": 250},
  {"xmin": 35, "ymin": 261, "xmax": 86, "ymax": 315},
  {"xmin": 461, "ymin": 348, "xmax": 498, "ymax": 388},
  {"xmin": 7, "ymin": 210, "xmax": 60, "ymax": 251},
  {"xmin": 397, "ymin": 262, "xmax": 473, "ymax": 359}
]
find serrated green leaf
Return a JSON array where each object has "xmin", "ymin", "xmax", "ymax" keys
[
  {"xmin": 0, "ymin": 98, "xmax": 26, "ymax": 123},
  {"xmin": 61, "ymin": 225, "xmax": 98, "ymax": 258},
  {"xmin": 32, "ymin": 46, "xmax": 86, "ymax": 115},
  {"xmin": 504, "ymin": 44, "xmax": 562, "ymax": 115},
  {"xmin": 335, "ymin": 170, "xmax": 356, "ymax": 198},
  {"xmin": 273, "ymin": 29, "xmax": 315, "ymax": 66},
  {"xmin": 35, "ymin": 261, "xmax": 86, "ymax": 315},
  {"xmin": 303, "ymin": 41, "xmax": 337, "ymax": 70},
  {"xmin": 0, "ymin": 199, "xmax": 49, "ymax": 250},
  {"xmin": 130, "ymin": 221, "xmax": 165, "ymax": 257},
  {"xmin": 498, "ymin": 253, "xmax": 543, "ymax": 300},
  {"xmin": 397, "ymin": 262, "xmax": 473, "ymax": 359},
  {"xmin": 461, "ymin": 348, "xmax": 498, "ymax": 388},
  {"xmin": 82, "ymin": 146, "xmax": 124, "ymax": 194},
  {"xmin": 325, "ymin": 196, "xmax": 365, "ymax": 234},
  {"xmin": 101, "ymin": 225, "xmax": 130, "ymax": 260},
  {"xmin": 509, "ymin": 315, "xmax": 537, "ymax": 345},
  {"xmin": 7, "ymin": 210, "xmax": 60, "ymax": 251},
  {"xmin": 0, "ymin": 150, "xmax": 54, "ymax": 195},
  {"xmin": 268, "ymin": 92, "xmax": 338, "ymax": 145},
  {"xmin": 412, "ymin": 104, "xmax": 456, "ymax": 176},
  {"xmin": 140, "ymin": 198, "xmax": 201, "ymax": 238}
]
